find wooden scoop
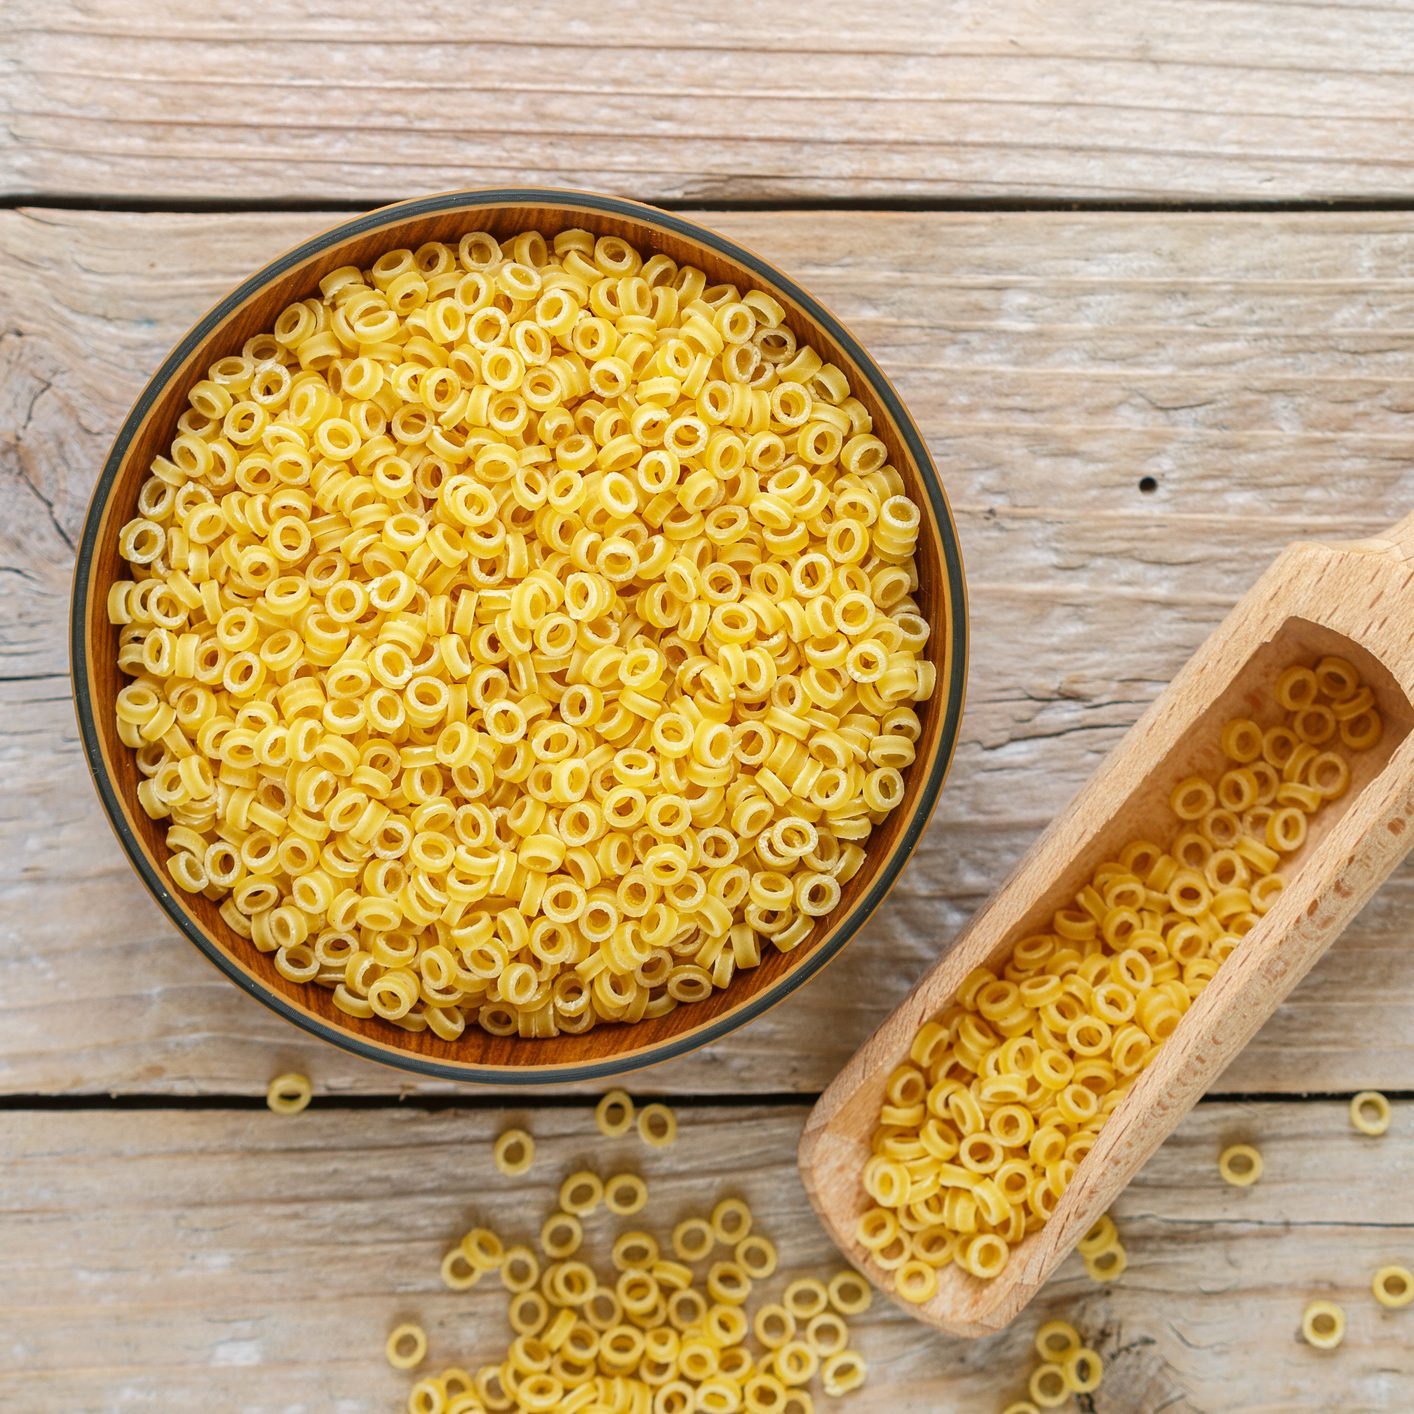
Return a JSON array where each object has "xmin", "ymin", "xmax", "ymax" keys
[{"xmin": 799, "ymin": 512, "xmax": 1414, "ymax": 1337}]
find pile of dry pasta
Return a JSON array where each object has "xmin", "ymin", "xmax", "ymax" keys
[
  {"xmin": 858, "ymin": 656, "xmax": 1382, "ymax": 1298},
  {"xmin": 108, "ymin": 227, "xmax": 935, "ymax": 1041},
  {"xmin": 385, "ymin": 1094, "xmax": 870, "ymax": 1412}
]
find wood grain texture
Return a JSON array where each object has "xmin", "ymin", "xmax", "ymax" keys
[
  {"xmin": 7, "ymin": 0, "xmax": 1414, "ymax": 203},
  {"xmin": 7, "ymin": 208, "xmax": 1414, "ymax": 1097},
  {"xmin": 2, "ymin": 1101, "xmax": 1411, "ymax": 1412}
]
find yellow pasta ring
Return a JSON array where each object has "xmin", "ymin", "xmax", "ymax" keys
[{"xmin": 1374, "ymin": 1265, "xmax": 1414, "ymax": 1309}]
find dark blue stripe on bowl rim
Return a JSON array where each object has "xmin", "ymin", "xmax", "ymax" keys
[{"xmin": 70, "ymin": 187, "xmax": 969, "ymax": 1086}]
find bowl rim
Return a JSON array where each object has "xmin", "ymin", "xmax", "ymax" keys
[{"xmin": 70, "ymin": 186, "xmax": 969, "ymax": 1085}]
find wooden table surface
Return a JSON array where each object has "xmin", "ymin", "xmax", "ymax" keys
[{"xmin": 5, "ymin": 5, "xmax": 1414, "ymax": 1410}]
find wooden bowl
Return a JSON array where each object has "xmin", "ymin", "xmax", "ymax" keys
[{"xmin": 71, "ymin": 189, "xmax": 968, "ymax": 1086}]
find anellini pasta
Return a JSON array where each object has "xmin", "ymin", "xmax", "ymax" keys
[
  {"xmin": 1000, "ymin": 1316, "xmax": 1105, "ymax": 1410},
  {"xmin": 1351, "ymin": 1090, "xmax": 1392, "ymax": 1137},
  {"xmin": 1373, "ymin": 1265, "xmax": 1414, "ymax": 1310},
  {"xmin": 858, "ymin": 657, "xmax": 1381, "ymax": 1292},
  {"xmin": 1218, "ymin": 1142, "xmax": 1263, "ymax": 1188},
  {"xmin": 393, "ymin": 1105, "xmax": 870, "ymax": 1412},
  {"xmin": 109, "ymin": 227, "xmax": 935, "ymax": 1041},
  {"xmin": 1301, "ymin": 1300, "xmax": 1345, "ymax": 1350},
  {"xmin": 264, "ymin": 1069, "xmax": 313, "ymax": 1114}
]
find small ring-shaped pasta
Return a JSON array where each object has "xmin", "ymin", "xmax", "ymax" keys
[
  {"xmin": 672, "ymin": 1218, "xmax": 716, "ymax": 1263},
  {"xmin": 265, "ymin": 1072, "xmax": 312, "ymax": 1115},
  {"xmin": 440, "ymin": 1246, "xmax": 481, "ymax": 1291},
  {"xmin": 783, "ymin": 1278, "xmax": 829, "ymax": 1321},
  {"xmin": 1028, "ymin": 1362, "xmax": 1070, "ymax": 1409},
  {"xmin": 827, "ymin": 1269, "xmax": 873, "ymax": 1317},
  {"xmin": 1034, "ymin": 1320, "xmax": 1081, "ymax": 1362},
  {"xmin": 385, "ymin": 1322, "xmax": 428, "ymax": 1370},
  {"xmin": 734, "ymin": 1234, "xmax": 778, "ymax": 1280},
  {"xmin": 637, "ymin": 1103, "xmax": 678, "ymax": 1148},
  {"xmin": 559, "ymin": 1170, "xmax": 604, "ymax": 1216},
  {"xmin": 1373, "ymin": 1265, "xmax": 1414, "ymax": 1309},
  {"xmin": 1077, "ymin": 1215, "xmax": 1118, "ymax": 1257},
  {"xmin": 894, "ymin": 1259, "xmax": 939, "ymax": 1305},
  {"xmin": 603, "ymin": 1173, "xmax": 648, "ymax": 1216},
  {"xmin": 711, "ymin": 1197, "xmax": 753, "ymax": 1244},
  {"xmin": 594, "ymin": 1089, "xmax": 635, "ymax": 1137},
  {"xmin": 821, "ymin": 1350, "xmax": 866, "ymax": 1398},
  {"xmin": 493, "ymin": 1128, "xmax": 535, "ymax": 1176},
  {"xmin": 1301, "ymin": 1299, "xmax": 1345, "ymax": 1349},
  {"xmin": 1218, "ymin": 1143, "xmax": 1263, "ymax": 1187},
  {"xmin": 1084, "ymin": 1243, "xmax": 1127, "ymax": 1283},
  {"xmin": 1064, "ymin": 1347, "xmax": 1104, "ymax": 1394},
  {"xmin": 1351, "ymin": 1090, "xmax": 1392, "ymax": 1136},
  {"xmin": 540, "ymin": 1212, "xmax": 583, "ymax": 1259}
]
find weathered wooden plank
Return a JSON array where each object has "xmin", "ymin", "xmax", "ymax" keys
[
  {"xmin": 6, "ymin": 208, "xmax": 1414, "ymax": 1096},
  {"xmin": 6, "ymin": 0, "xmax": 1414, "ymax": 202},
  {"xmin": 1, "ymin": 1102, "xmax": 1410, "ymax": 1411}
]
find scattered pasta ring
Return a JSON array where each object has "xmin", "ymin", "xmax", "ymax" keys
[
  {"xmin": 827, "ymin": 1269, "xmax": 873, "ymax": 1317},
  {"xmin": 559, "ymin": 1170, "xmax": 604, "ymax": 1216},
  {"xmin": 498, "ymin": 1245, "xmax": 539, "ymax": 1293},
  {"xmin": 637, "ymin": 1103, "xmax": 678, "ymax": 1148},
  {"xmin": 711, "ymin": 1197, "xmax": 753, "ymax": 1244},
  {"xmin": 1373, "ymin": 1265, "xmax": 1414, "ymax": 1309},
  {"xmin": 734, "ymin": 1234, "xmax": 779, "ymax": 1280},
  {"xmin": 754, "ymin": 1302, "xmax": 797, "ymax": 1350},
  {"xmin": 805, "ymin": 1311, "xmax": 849, "ymax": 1357},
  {"xmin": 603, "ymin": 1172, "xmax": 648, "ymax": 1216},
  {"xmin": 407, "ymin": 1378, "xmax": 443, "ymax": 1414},
  {"xmin": 821, "ymin": 1350, "xmax": 866, "ymax": 1397},
  {"xmin": 594, "ymin": 1089, "xmax": 635, "ymax": 1137},
  {"xmin": 1301, "ymin": 1299, "xmax": 1345, "ymax": 1349},
  {"xmin": 385, "ymin": 1322, "xmax": 427, "ymax": 1370},
  {"xmin": 671, "ymin": 1218, "xmax": 716, "ymax": 1262},
  {"xmin": 772, "ymin": 1338, "xmax": 818, "ymax": 1386},
  {"xmin": 439, "ymin": 1247, "xmax": 481, "ymax": 1291},
  {"xmin": 265, "ymin": 1071, "xmax": 312, "ymax": 1114},
  {"xmin": 492, "ymin": 1127, "xmax": 534, "ymax": 1176},
  {"xmin": 1084, "ymin": 1243, "xmax": 1128, "ymax": 1283},
  {"xmin": 1351, "ymin": 1090, "xmax": 1392, "ymax": 1136},
  {"xmin": 1218, "ymin": 1143, "xmax": 1263, "ymax": 1187},
  {"xmin": 1034, "ymin": 1320, "xmax": 1081, "ymax": 1361},
  {"xmin": 783, "ymin": 1278, "xmax": 830, "ymax": 1321},
  {"xmin": 459, "ymin": 1228, "xmax": 504, "ymax": 1272},
  {"xmin": 1028, "ymin": 1361, "xmax": 1070, "ymax": 1409},
  {"xmin": 508, "ymin": 1290, "xmax": 549, "ymax": 1336},
  {"xmin": 540, "ymin": 1212, "xmax": 583, "ymax": 1259},
  {"xmin": 612, "ymin": 1230, "xmax": 660, "ymax": 1272},
  {"xmin": 1063, "ymin": 1347, "xmax": 1104, "ymax": 1394},
  {"xmin": 706, "ymin": 1259, "xmax": 751, "ymax": 1306}
]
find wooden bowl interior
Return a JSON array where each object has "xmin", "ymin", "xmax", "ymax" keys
[
  {"xmin": 77, "ymin": 196, "xmax": 964, "ymax": 1080},
  {"xmin": 815, "ymin": 613, "xmax": 1412, "ymax": 1319}
]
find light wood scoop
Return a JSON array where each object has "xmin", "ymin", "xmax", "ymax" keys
[{"xmin": 800, "ymin": 511, "xmax": 1414, "ymax": 1338}]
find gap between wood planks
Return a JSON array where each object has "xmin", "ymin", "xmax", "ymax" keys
[
  {"xmin": 2, "ymin": 1089, "xmax": 1407, "ymax": 1112},
  {"xmin": 11, "ymin": 194, "xmax": 1414, "ymax": 215}
]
